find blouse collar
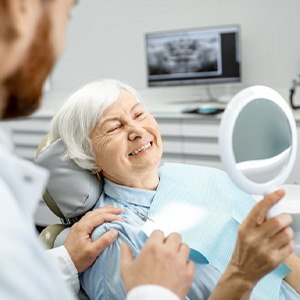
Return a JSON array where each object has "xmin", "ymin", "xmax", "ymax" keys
[{"xmin": 103, "ymin": 178, "xmax": 156, "ymax": 207}]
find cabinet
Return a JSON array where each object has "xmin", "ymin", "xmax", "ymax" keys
[{"xmin": 155, "ymin": 113, "xmax": 222, "ymax": 169}]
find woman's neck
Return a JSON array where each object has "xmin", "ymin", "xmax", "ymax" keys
[{"xmin": 104, "ymin": 170, "xmax": 159, "ymax": 190}]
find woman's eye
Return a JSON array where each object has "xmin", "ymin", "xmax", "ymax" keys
[
  {"xmin": 107, "ymin": 125, "xmax": 120, "ymax": 133},
  {"xmin": 135, "ymin": 112, "xmax": 144, "ymax": 119}
]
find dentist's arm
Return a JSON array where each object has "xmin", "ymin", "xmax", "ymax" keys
[{"xmin": 47, "ymin": 206, "xmax": 122, "ymax": 293}]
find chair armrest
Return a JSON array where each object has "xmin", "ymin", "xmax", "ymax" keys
[{"xmin": 40, "ymin": 224, "xmax": 69, "ymax": 249}]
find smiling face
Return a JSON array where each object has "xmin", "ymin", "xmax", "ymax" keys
[{"xmin": 91, "ymin": 90, "xmax": 163, "ymax": 189}]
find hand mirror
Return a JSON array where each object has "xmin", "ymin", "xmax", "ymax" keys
[{"xmin": 219, "ymin": 85, "xmax": 298, "ymax": 218}]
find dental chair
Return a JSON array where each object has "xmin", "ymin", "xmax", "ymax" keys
[{"xmin": 35, "ymin": 135, "xmax": 103, "ymax": 299}]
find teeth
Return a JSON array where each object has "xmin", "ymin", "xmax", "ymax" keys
[{"xmin": 130, "ymin": 142, "xmax": 151, "ymax": 156}]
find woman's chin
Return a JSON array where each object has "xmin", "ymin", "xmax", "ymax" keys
[{"xmin": 130, "ymin": 157, "xmax": 161, "ymax": 171}]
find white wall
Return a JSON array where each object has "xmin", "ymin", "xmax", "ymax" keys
[{"xmin": 42, "ymin": 0, "xmax": 300, "ymax": 110}]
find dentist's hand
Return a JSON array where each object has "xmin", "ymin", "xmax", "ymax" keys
[
  {"xmin": 120, "ymin": 230, "xmax": 195, "ymax": 300},
  {"xmin": 64, "ymin": 206, "xmax": 122, "ymax": 272}
]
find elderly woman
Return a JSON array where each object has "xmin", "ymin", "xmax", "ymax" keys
[{"xmin": 50, "ymin": 79, "xmax": 300, "ymax": 300}]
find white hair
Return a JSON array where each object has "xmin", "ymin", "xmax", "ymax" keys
[{"xmin": 50, "ymin": 79, "xmax": 141, "ymax": 171}]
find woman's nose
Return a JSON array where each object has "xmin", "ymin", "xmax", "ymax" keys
[{"xmin": 128, "ymin": 124, "xmax": 145, "ymax": 141}]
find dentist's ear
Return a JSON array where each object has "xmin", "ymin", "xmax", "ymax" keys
[
  {"xmin": 9, "ymin": 0, "xmax": 41, "ymax": 42},
  {"xmin": 0, "ymin": 0, "xmax": 41, "ymax": 83}
]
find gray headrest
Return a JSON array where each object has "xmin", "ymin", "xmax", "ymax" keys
[{"xmin": 35, "ymin": 138, "xmax": 102, "ymax": 219}]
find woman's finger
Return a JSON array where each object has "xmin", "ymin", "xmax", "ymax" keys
[
  {"xmin": 268, "ymin": 227, "xmax": 294, "ymax": 250},
  {"xmin": 243, "ymin": 190, "xmax": 285, "ymax": 228},
  {"xmin": 256, "ymin": 213, "xmax": 293, "ymax": 239}
]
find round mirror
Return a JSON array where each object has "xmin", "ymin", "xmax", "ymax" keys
[
  {"xmin": 233, "ymin": 98, "xmax": 292, "ymax": 184},
  {"xmin": 219, "ymin": 85, "xmax": 297, "ymax": 196}
]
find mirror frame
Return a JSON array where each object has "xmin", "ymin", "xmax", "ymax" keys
[{"xmin": 219, "ymin": 85, "xmax": 298, "ymax": 195}]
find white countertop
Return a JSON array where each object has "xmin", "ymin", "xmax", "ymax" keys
[{"xmin": 20, "ymin": 98, "xmax": 300, "ymax": 123}]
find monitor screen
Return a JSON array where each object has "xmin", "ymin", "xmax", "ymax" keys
[{"xmin": 146, "ymin": 25, "xmax": 241, "ymax": 87}]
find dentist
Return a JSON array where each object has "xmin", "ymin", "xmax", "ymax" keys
[{"xmin": 0, "ymin": 1, "xmax": 192, "ymax": 299}]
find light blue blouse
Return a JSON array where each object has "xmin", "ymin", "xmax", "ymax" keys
[{"xmin": 80, "ymin": 178, "xmax": 299, "ymax": 300}]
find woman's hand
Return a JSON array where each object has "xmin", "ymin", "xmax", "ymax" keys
[
  {"xmin": 120, "ymin": 230, "xmax": 195, "ymax": 300},
  {"xmin": 230, "ymin": 189, "xmax": 294, "ymax": 284},
  {"xmin": 209, "ymin": 190, "xmax": 294, "ymax": 300},
  {"xmin": 64, "ymin": 206, "xmax": 123, "ymax": 272}
]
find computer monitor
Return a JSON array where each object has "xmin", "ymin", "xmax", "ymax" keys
[{"xmin": 146, "ymin": 25, "xmax": 241, "ymax": 87}]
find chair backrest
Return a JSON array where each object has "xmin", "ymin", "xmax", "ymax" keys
[
  {"xmin": 35, "ymin": 136, "xmax": 103, "ymax": 224},
  {"xmin": 36, "ymin": 136, "xmax": 93, "ymax": 300}
]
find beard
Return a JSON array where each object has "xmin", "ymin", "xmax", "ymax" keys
[{"xmin": 1, "ymin": 12, "xmax": 56, "ymax": 119}]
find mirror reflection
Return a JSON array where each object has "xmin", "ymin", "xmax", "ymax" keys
[{"xmin": 232, "ymin": 98, "xmax": 292, "ymax": 184}]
